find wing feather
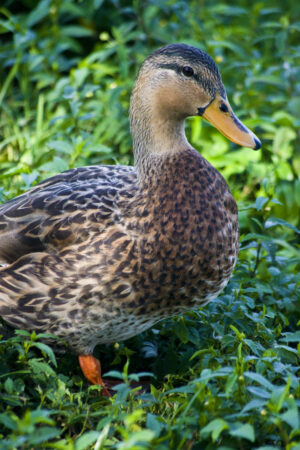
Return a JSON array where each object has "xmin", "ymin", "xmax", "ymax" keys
[{"xmin": 0, "ymin": 165, "xmax": 135, "ymax": 263}]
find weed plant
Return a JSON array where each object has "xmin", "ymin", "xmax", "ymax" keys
[{"xmin": 0, "ymin": 1, "xmax": 299, "ymax": 448}]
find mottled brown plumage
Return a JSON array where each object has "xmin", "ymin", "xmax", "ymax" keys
[{"xmin": 0, "ymin": 44, "xmax": 260, "ymax": 388}]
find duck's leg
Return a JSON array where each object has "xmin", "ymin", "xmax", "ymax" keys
[{"xmin": 78, "ymin": 355, "xmax": 111, "ymax": 397}]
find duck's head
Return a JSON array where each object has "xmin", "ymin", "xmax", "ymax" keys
[{"xmin": 130, "ymin": 43, "xmax": 261, "ymax": 165}]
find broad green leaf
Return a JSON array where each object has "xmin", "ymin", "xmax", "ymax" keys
[
  {"xmin": 0, "ymin": 413, "xmax": 17, "ymax": 431},
  {"xmin": 287, "ymin": 444, "xmax": 300, "ymax": 450},
  {"xmin": 30, "ymin": 409, "xmax": 55, "ymax": 423},
  {"xmin": 28, "ymin": 427, "xmax": 61, "ymax": 445},
  {"xmin": 244, "ymin": 339, "xmax": 266, "ymax": 356},
  {"xmin": 280, "ymin": 331, "xmax": 300, "ymax": 343},
  {"xmin": 26, "ymin": 0, "xmax": 51, "ymax": 27},
  {"xmin": 28, "ymin": 359, "xmax": 56, "ymax": 377},
  {"xmin": 270, "ymin": 377, "xmax": 291, "ymax": 413},
  {"xmin": 14, "ymin": 330, "xmax": 31, "ymax": 337},
  {"xmin": 255, "ymin": 447, "xmax": 281, "ymax": 450},
  {"xmin": 230, "ymin": 423, "xmax": 255, "ymax": 442},
  {"xmin": 211, "ymin": 4, "xmax": 248, "ymax": 15},
  {"xmin": 4, "ymin": 377, "xmax": 14, "ymax": 394},
  {"xmin": 248, "ymin": 75, "xmax": 284, "ymax": 87},
  {"xmin": 39, "ymin": 156, "xmax": 69, "ymax": 174},
  {"xmin": 32, "ymin": 342, "xmax": 57, "ymax": 367},
  {"xmin": 165, "ymin": 385, "xmax": 195, "ymax": 394},
  {"xmin": 247, "ymin": 387, "xmax": 271, "ymax": 399},
  {"xmin": 75, "ymin": 431, "xmax": 100, "ymax": 450},
  {"xmin": 124, "ymin": 409, "xmax": 145, "ymax": 427},
  {"xmin": 242, "ymin": 399, "xmax": 266, "ymax": 413},
  {"xmin": 281, "ymin": 408, "xmax": 299, "ymax": 429},
  {"xmin": 94, "ymin": 424, "xmax": 110, "ymax": 449},
  {"xmin": 265, "ymin": 218, "xmax": 300, "ymax": 234},
  {"xmin": 200, "ymin": 418, "xmax": 229, "ymax": 442},
  {"xmin": 273, "ymin": 126, "xmax": 296, "ymax": 158},
  {"xmin": 103, "ymin": 370, "xmax": 124, "ymax": 380},
  {"xmin": 61, "ymin": 25, "xmax": 94, "ymax": 37},
  {"xmin": 275, "ymin": 344, "xmax": 298, "ymax": 355},
  {"xmin": 255, "ymin": 196, "xmax": 269, "ymax": 211},
  {"xmin": 208, "ymin": 39, "xmax": 245, "ymax": 57},
  {"xmin": 244, "ymin": 372, "xmax": 274, "ymax": 390},
  {"xmin": 0, "ymin": 394, "xmax": 24, "ymax": 407},
  {"xmin": 146, "ymin": 414, "xmax": 164, "ymax": 434},
  {"xmin": 47, "ymin": 140, "xmax": 74, "ymax": 155},
  {"xmin": 225, "ymin": 372, "xmax": 237, "ymax": 398},
  {"xmin": 117, "ymin": 430, "xmax": 155, "ymax": 448}
]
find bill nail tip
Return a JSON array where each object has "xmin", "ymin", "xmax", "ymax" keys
[{"xmin": 253, "ymin": 137, "xmax": 261, "ymax": 150}]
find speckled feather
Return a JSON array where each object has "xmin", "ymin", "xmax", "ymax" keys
[{"xmin": 0, "ymin": 44, "xmax": 239, "ymax": 355}]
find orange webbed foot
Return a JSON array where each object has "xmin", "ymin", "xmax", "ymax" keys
[{"xmin": 78, "ymin": 354, "xmax": 111, "ymax": 397}]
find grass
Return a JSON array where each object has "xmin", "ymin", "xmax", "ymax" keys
[{"xmin": 0, "ymin": 0, "xmax": 299, "ymax": 448}]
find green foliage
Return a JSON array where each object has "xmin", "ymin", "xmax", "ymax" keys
[{"xmin": 0, "ymin": 0, "xmax": 299, "ymax": 448}]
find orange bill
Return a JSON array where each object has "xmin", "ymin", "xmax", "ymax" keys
[{"xmin": 202, "ymin": 94, "xmax": 261, "ymax": 150}]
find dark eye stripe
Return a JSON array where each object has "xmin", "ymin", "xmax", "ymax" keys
[{"xmin": 156, "ymin": 62, "xmax": 216, "ymax": 97}]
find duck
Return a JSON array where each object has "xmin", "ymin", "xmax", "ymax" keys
[{"xmin": 0, "ymin": 43, "xmax": 260, "ymax": 396}]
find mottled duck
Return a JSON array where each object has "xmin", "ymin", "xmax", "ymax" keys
[{"xmin": 0, "ymin": 44, "xmax": 260, "ymax": 396}]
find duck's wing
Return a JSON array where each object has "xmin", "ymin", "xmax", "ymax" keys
[{"xmin": 0, "ymin": 165, "xmax": 136, "ymax": 264}]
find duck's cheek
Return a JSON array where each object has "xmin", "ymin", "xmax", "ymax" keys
[
  {"xmin": 180, "ymin": 85, "xmax": 211, "ymax": 118},
  {"xmin": 154, "ymin": 82, "xmax": 211, "ymax": 119}
]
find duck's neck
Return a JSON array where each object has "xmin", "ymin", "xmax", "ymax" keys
[{"xmin": 130, "ymin": 82, "xmax": 189, "ymax": 181}]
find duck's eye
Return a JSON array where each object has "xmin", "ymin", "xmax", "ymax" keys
[
  {"xmin": 219, "ymin": 103, "xmax": 229, "ymax": 113},
  {"xmin": 182, "ymin": 66, "xmax": 194, "ymax": 77}
]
